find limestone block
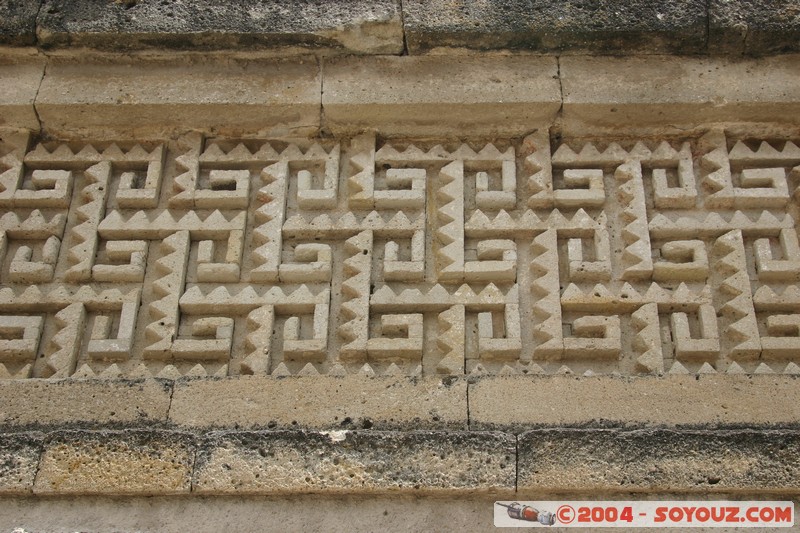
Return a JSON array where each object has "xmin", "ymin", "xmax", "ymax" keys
[
  {"xmin": 38, "ymin": 0, "xmax": 403, "ymax": 54},
  {"xmin": 468, "ymin": 375, "xmax": 800, "ymax": 428},
  {"xmin": 36, "ymin": 57, "xmax": 321, "ymax": 138},
  {"xmin": 0, "ymin": 58, "xmax": 44, "ymax": 130},
  {"xmin": 518, "ymin": 428, "xmax": 800, "ymax": 492},
  {"xmin": 561, "ymin": 55, "xmax": 800, "ymax": 133},
  {"xmin": 403, "ymin": 0, "xmax": 706, "ymax": 54},
  {"xmin": 322, "ymin": 55, "xmax": 561, "ymax": 137},
  {"xmin": 35, "ymin": 430, "xmax": 195, "ymax": 495},
  {"xmin": 0, "ymin": 379, "xmax": 171, "ymax": 425},
  {"xmin": 194, "ymin": 430, "xmax": 514, "ymax": 494},
  {"xmin": 709, "ymin": 0, "xmax": 800, "ymax": 55},
  {"xmin": 169, "ymin": 376, "xmax": 467, "ymax": 430}
]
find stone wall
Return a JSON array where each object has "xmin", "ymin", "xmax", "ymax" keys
[{"xmin": 1, "ymin": 1, "xmax": 800, "ymax": 531}]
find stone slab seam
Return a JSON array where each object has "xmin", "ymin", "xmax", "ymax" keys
[
  {"xmin": 0, "ymin": 427, "xmax": 798, "ymax": 496},
  {"xmin": 3, "ymin": 0, "xmax": 799, "ymax": 56}
]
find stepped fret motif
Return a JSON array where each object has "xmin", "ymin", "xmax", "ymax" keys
[{"xmin": 0, "ymin": 130, "xmax": 797, "ymax": 378}]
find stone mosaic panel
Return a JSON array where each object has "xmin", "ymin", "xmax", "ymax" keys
[{"xmin": 0, "ymin": 130, "xmax": 799, "ymax": 379}]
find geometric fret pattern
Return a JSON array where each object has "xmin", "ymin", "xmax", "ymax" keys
[{"xmin": 1, "ymin": 129, "xmax": 799, "ymax": 378}]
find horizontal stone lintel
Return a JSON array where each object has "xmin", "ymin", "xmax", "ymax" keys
[
  {"xmin": 0, "ymin": 427, "xmax": 797, "ymax": 495},
  {"xmin": 3, "ymin": 0, "xmax": 800, "ymax": 56},
  {"xmin": 1, "ymin": 54, "xmax": 800, "ymax": 137},
  {"xmin": 1, "ymin": 376, "xmax": 799, "ymax": 432}
]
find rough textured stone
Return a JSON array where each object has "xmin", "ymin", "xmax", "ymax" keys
[
  {"xmin": 518, "ymin": 428, "xmax": 800, "ymax": 493},
  {"xmin": 322, "ymin": 55, "xmax": 561, "ymax": 137},
  {"xmin": 1, "ymin": 126, "xmax": 800, "ymax": 379},
  {"xmin": 0, "ymin": 57, "xmax": 45, "ymax": 131},
  {"xmin": 194, "ymin": 430, "xmax": 515, "ymax": 494},
  {"xmin": 403, "ymin": 0, "xmax": 707, "ymax": 54},
  {"xmin": 0, "ymin": 379, "xmax": 171, "ymax": 426},
  {"xmin": 37, "ymin": 0, "xmax": 403, "ymax": 54},
  {"xmin": 469, "ymin": 376, "xmax": 800, "ymax": 429},
  {"xmin": 0, "ymin": 0, "xmax": 39, "ymax": 46},
  {"xmin": 169, "ymin": 376, "xmax": 466, "ymax": 430},
  {"xmin": 35, "ymin": 430, "xmax": 195, "ymax": 495},
  {"xmin": 709, "ymin": 0, "xmax": 800, "ymax": 56},
  {"xmin": 35, "ymin": 57, "xmax": 320, "ymax": 138},
  {"xmin": 560, "ymin": 55, "xmax": 800, "ymax": 134},
  {"xmin": 0, "ymin": 432, "xmax": 42, "ymax": 494}
]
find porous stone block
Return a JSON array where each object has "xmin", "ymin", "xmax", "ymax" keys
[
  {"xmin": 0, "ymin": 58, "xmax": 45, "ymax": 131},
  {"xmin": 0, "ymin": 0, "xmax": 39, "ymax": 46},
  {"xmin": 709, "ymin": 0, "xmax": 800, "ymax": 56},
  {"xmin": 37, "ymin": 0, "xmax": 403, "ymax": 54},
  {"xmin": 469, "ymin": 376, "xmax": 800, "ymax": 429},
  {"xmin": 403, "ymin": 0, "xmax": 706, "ymax": 54},
  {"xmin": 0, "ymin": 379, "xmax": 171, "ymax": 426},
  {"xmin": 560, "ymin": 55, "xmax": 800, "ymax": 133},
  {"xmin": 0, "ymin": 432, "xmax": 42, "ymax": 494},
  {"xmin": 169, "ymin": 376, "xmax": 466, "ymax": 430},
  {"xmin": 518, "ymin": 428, "xmax": 800, "ymax": 493},
  {"xmin": 193, "ymin": 430, "xmax": 515, "ymax": 494},
  {"xmin": 322, "ymin": 55, "xmax": 561, "ymax": 137},
  {"xmin": 35, "ymin": 430, "xmax": 195, "ymax": 495},
  {"xmin": 35, "ymin": 57, "xmax": 320, "ymax": 138}
]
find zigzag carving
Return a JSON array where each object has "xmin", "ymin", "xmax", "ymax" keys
[
  {"xmin": 241, "ymin": 306, "xmax": 274, "ymax": 375},
  {"xmin": 436, "ymin": 160, "xmax": 464, "ymax": 281},
  {"xmin": 144, "ymin": 231, "xmax": 190, "ymax": 357},
  {"xmin": 530, "ymin": 230, "xmax": 563, "ymax": 358},
  {"xmin": 631, "ymin": 303, "xmax": 663, "ymax": 374},
  {"xmin": 338, "ymin": 230, "xmax": 373, "ymax": 360},
  {"xmin": 64, "ymin": 162, "xmax": 111, "ymax": 281},
  {"xmin": 249, "ymin": 162, "xmax": 287, "ymax": 282},
  {"xmin": 436, "ymin": 304, "xmax": 465, "ymax": 374},
  {"xmin": 45, "ymin": 303, "xmax": 85, "ymax": 378},
  {"xmin": 615, "ymin": 160, "xmax": 653, "ymax": 280},
  {"xmin": 711, "ymin": 230, "xmax": 761, "ymax": 358},
  {"xmin": 649, "ymin": 210, "xmax": 792, "ymax": 238},
  {"xmin": 371, "ymin": 283, "xmax": 514, "ymax": 310},
  {"xmin": 522, "ymin": 132, "xmax": 553, "ymax": 208}
]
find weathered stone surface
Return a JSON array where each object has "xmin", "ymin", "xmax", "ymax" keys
[
  {"xmin": 194, "ymin": 430, "xmax": 515, "ymax": 494},
  {"xmin": 322, "ymin": 55, "xmax": 561, "ymax": 136},
  {"xmin": 560, "ymin": 55, "xmax": 800, "ymax": 133},
  {"xmin": 35, "ymin": 57, "xmax": 320, "ymax": 138},
  {"xmin": 0, "ymin": 57, "xmax": 45, "ymax": 131},
  {"xmin": 0, "ymin": 0, "xmax": 39, "ymax": 46},
  {"xmin": 169, "ymin": 376, "xmax": 466, "ymax": 430},
  {"xmin": 35, "ymin": 430, "xmax": 195, "ymax": 495},
  {"xmin": 0, "ymin": 494, "xmax": 502, "ymax": 533},
  {"xmin": 709, "ymin": 0, "xmax": 800, "ymax": 56},
  {"xmin": 518, "ymin": 428, "xmax": 800, "ymax": 492},
  {"xmin": 1, "ymin": 128, "xmax": 800, "ymax": 379},
  {"xmin": 0, "ymin": 379, "xmax": 171, "ymax": 426},
  {"xmin": 403, "ymin": 0, "xmax": 707, "ymax": 54},
  {"xmin": 37, "ymin": 0, "xmax": 403, "ymax": 54},
  {"xmin": 469, "ymin": 376, "xmax": 800, "ymax": 429},
  {"xmin": 0, "ymin": 432, "xmax": 42, "ymax": 494}
]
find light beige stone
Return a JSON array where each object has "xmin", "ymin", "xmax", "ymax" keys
[
  {"xmin": 469, "ymin": 375, "xmax": 800, "ymax": 428},
  {"xmin": 169, "ymin": 375, "xmax": 466, "ymax": 429},
  {"xmin": 0, "ymin": 379, "xmax": 171, "ymax": 425},
  {"xmin": 322, "ymin": 55, "xmax": 561, "ymax": 137},
  {"xmin": 0, "ymin": 58, "xmax": 44, "ymax": 131},
  {"xmin": 561, "ymin": 55, "xmax": 800, "ymax": 134},
  {"xmin": 35, "ymin": 430, "xmax": 194, "ymax": 495},
  {"xmin": 36, "ymin": 57, "xmax": 321, "ymax": 138}
]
